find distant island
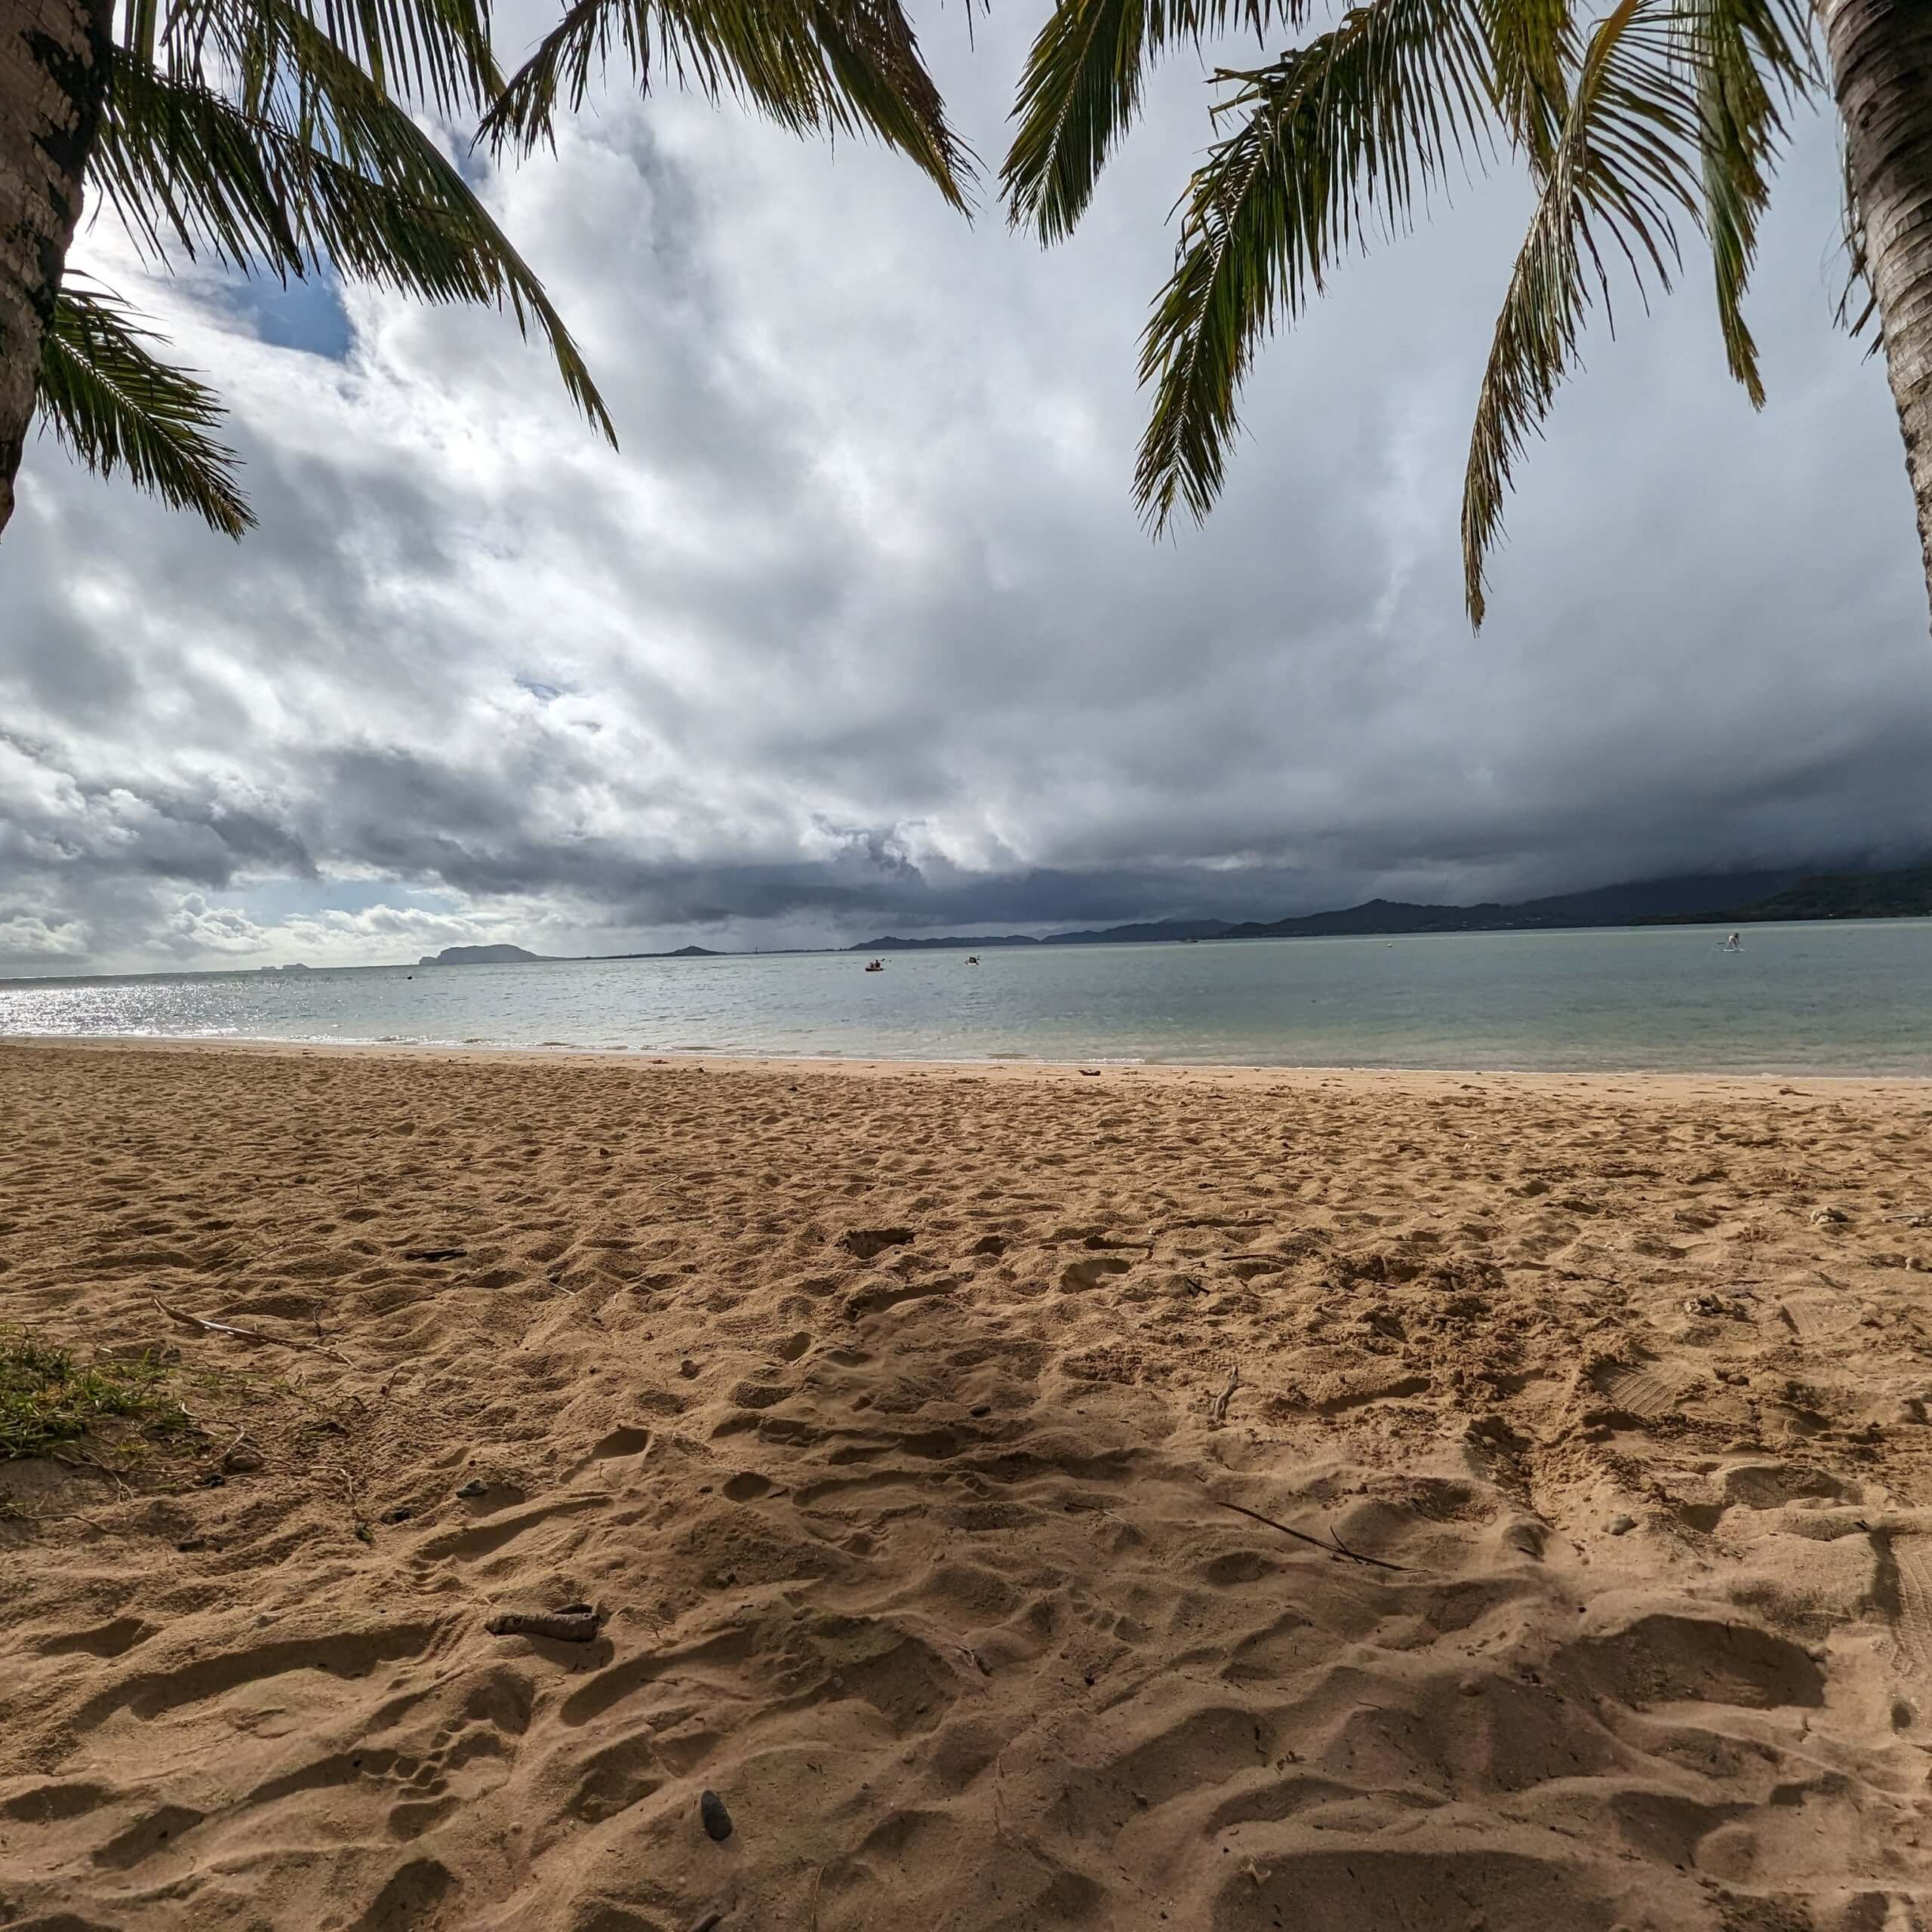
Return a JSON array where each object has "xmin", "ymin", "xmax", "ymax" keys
[
  {"xmin": 417, "ymin": 944, "xmax": 546, "ymax": 966},
  {"xmin": 850, "ymin": 863, "xmax": 1932, "ymax": 952},
  {"xmin": 417, "ymin": 941, "xmax": 723, "ymax": 967}
]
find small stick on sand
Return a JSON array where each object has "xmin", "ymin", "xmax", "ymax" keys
[
  {"xmin": 51, "ymin": 1448, "xmax": 133, "ymax": 1499},
  {"xmin": 1210, "ymin": 1494, "xmax": 1407, "ymax": 1573},
  {"xmin": 1209, "ymin": 1364, "xmax": 1240, "ymax": 1425},
  {"xmin": 337, "ymin": 1466, "xmax": 372, "ymax": 1543},
  {"xmin": 152, "ymin": 1297, "xmax": 350, "ymax": 1363}
]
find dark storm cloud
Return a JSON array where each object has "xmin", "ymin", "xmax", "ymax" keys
[{"xmin": 1, "ymin": 5, "xmax": 1928, "ymax": 971}]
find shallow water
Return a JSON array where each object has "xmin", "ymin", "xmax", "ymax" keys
[{"xmin": 5, "ymin": 921, "xmax": 1930, "ymax": 1074}]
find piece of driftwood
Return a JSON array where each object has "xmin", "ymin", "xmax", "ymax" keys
[
  {"xmin": 152, "ymin": 1297, "xmax": 349, "ymax": 1362},
  {"xmin": 1209, "ymin": 1494, "xmax": 1407, "ymax": 1573},
  {"xmin": 486, "ymin": 1602, "xmax": 601, "ymax": 1642}
]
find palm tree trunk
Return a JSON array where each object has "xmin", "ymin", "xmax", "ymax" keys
[
  {"xmin": 0, "ymin": 0, "xmax": 111, "ymax": 537},
  {"xmin": 1820, "ymin": 0, "xmax": 1932, "ymax": 619}
]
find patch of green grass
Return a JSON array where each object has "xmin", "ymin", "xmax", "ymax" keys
[{"xmin": 0, "ymin": 1332, "xmax": 189, "ymax": 1462}]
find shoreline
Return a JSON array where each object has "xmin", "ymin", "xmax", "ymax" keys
[{"xmin": 4, "ymin": 1028, "xmax": 1931, "ymax": 1098}]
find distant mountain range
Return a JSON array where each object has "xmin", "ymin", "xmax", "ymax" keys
[
  {"xmin": 603, "ymin": 945, "xmax": 721, "ymax": 960},
  {"xmin": 851, "ymin": 864, "xmax": 1932, "ymax": 952},
  {"xmin": 414, "ymin": 863, "xmax": 1932, "ymax": 969},
  {"xmin": 1714, "ymin": 866, "xmax": 1932, "ymax": 924}
]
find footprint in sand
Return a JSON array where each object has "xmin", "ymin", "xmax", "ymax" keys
[{"xmin": 1060, "ymin": 1256, "xmax": 1131, "ymax": 1293}]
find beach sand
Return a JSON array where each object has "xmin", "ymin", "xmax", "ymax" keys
[{"xmin": 6, "ymin": 1041, "xmax": 1932, "ymax": 1931}]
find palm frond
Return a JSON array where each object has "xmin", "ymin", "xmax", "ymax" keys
[
  {"xmin": 1135, "ymin": 0, "xmax": 1494, "ymax": 532},
  {"xmin": 158, "ymin": 0, "xmax": 502, "ymax": 117},
  {"xmin": 481, "ymin": 0, "xmax": 973, "ymax": 210},
  {"xmin": 809, "ymin": 0, "xmax": 974, "ymax": 208},
  {"xmin": 478, "ymin": 0, "xmax": 651, "ymax": 150},
  {"xmin": 1460, "ymin": 0, "xmax": 1703, "ymax": 626},
  {"xmin": 1482, "ymin": 0, "xmax": 1571, "ymax": 172},
  {"xmin": 1680, "ymin": 0, "xmax": 1811, "ymax": 408},
  {"xmin": 1001, "ymin": 0, "xmax": 1283, "ymax": 244},
  {"xmin": 1835, "ymin": 131, "xmax": 1878, "ymax": 340},
  {"xmin": 36, "ymin": 284, "xmax": 254, "ymax": 537},
  {"xmin": 92, "ymin": 32, "xmax": 615, "ymax": 442},
  {"xmin": 94, "ymin": 48, "xmax": 306, "ymax": 277}
]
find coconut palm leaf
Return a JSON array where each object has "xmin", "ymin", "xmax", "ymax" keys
[
  {"xmin": 999, "ymin": 0, "xmax": 1831, "ymax": 623},
  {"xmin": 93, "ymin": 31, "xmax": 616, "ymax": 443},
  {"xmin": 1835, "ymin": 133, "xmax": 1877, "ymax": 339},
  {"xmin": 481, "ymin": 0, "xmax": 973, "ymax": 211},
  {"xmin": 1001, "ymin": 0, "xmax": 1282, "ymax": 244},
  {"xmin": 1134, "ymin": 0, "xmax": 1495, "ymax": 531},
  {"xmin": 811, "ymin": 0, "xmax": 972, "ymax": 206},
  {"xmin": 1483, "ymin": 0, "xmax": 1571, "ymax": 171},
  {"xmin": 155, "ymin": 0, "xmax": 501, "ymax": 116},
  {"xmin": 1460, "ymin": 0, "xmax": 1704, "ymax": 626},
  {"xmin": 35, "ymin": 285, "xmax": 254, "ymax": 537},
  {"xmin": 1002, "ymin": 0, "xmax": 1572, "ymax": 245},
  {"xmin": 94, "ymin": 50, "xmax": 308, "ymax": 277},
  {"xmin": 1679, "ymin": 0, "xmax": 1811, "ymax": 408}
]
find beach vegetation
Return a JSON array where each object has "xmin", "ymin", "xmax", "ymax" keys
[{"xmin": 0, "ymin": 1331, "xmax": 192, "ymax": 1462}]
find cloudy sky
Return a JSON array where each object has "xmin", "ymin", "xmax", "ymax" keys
[{"xmin": 2, "ymin": 5, "xmax": 1928, "ymax": 974}]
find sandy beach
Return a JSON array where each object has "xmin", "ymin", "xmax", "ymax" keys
[{"xmin": 6, "ymin": 1039, "xmax": 1932, "ymax": 1931}]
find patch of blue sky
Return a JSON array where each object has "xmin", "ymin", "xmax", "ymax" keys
[{"xmin": 202, "ymin": 269, "xmax": 354, "ymax": 361}]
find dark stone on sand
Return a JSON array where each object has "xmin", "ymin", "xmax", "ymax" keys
[{"xmin": 700, "ymin": 1789, "xmax": 733, "ymax": 1841}]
